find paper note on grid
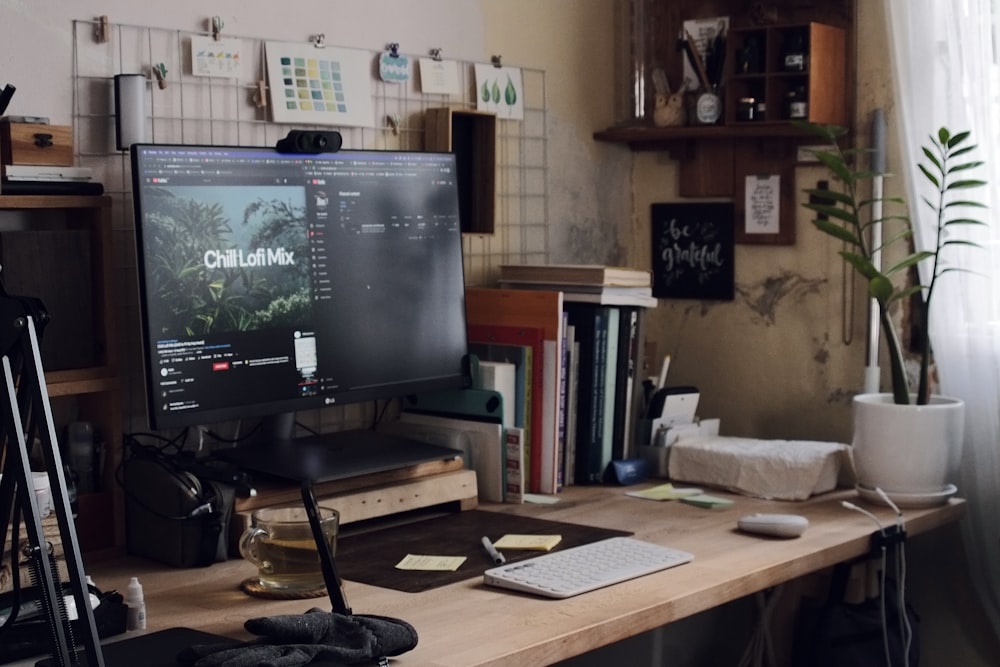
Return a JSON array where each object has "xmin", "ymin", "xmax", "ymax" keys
[{"xmin": 265, "ymin": 41, "xmax": 374, "ymax": 127}]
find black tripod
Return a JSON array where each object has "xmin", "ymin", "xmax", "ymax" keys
[{"xmin": 0, "ymin": 293, "xmax": 104, "ymax": 666}]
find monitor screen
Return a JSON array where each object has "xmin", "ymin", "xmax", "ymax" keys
[{"xmin": 130, "ymin": 144, "xmax": 471, "ymax": 445}]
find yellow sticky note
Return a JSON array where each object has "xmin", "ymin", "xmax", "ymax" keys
[
  {"xmin": 626, "ymin": 483, "xmax": 703, "ymax": 501},
  {"xmin": 394, "ymin": 554, "xmax": 467, "ymax": 571},
  {"xmin": 493, "ymin": 534, "xmax": 562, "ymax": 551}
]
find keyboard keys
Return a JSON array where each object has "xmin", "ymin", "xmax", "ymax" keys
[{"xmin": 483, "ymin": 536, "xmax": 693, "ymax": 599}]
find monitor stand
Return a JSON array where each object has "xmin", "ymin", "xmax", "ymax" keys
[{"xmin": 215, "ymin": 425, "xmax": 464, "ymax": 615}]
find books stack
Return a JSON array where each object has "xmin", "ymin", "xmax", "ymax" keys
[
  {"xmin": 467, "ymin": 265, "xmax": 656, "ymax": 494},
  {"xmin": 498, "ymin": 263, "xmax": 656, "ymax": 307},
  {"xmin": 1, "ymin": 164, "xmax": 104, "ymax": 196}
]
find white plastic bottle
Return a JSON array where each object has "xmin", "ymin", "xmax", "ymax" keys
[{"xmin": 125, "ymin": 576, "xmax": 146, "ymax": 631}]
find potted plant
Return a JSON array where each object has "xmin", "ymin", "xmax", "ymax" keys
[{"xmin": 800, "ymin": 122, "xmax": 986, "ymax": 502}]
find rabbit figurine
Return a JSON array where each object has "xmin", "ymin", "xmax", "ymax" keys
[{"xmin": 651, "ymin": 68, "xmax": 686, "ymax": 127}]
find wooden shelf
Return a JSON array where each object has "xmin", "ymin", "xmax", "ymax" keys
[
  {"xmin": 0, "ymin": 194, "xmax": 123, "ymax": 553},
  {"xmin": 0, "ymin": 194, "xmax": 110, "ymax": 210},
  {"xmin": 593, "ymin": 122, "xmax": 819, "ymax": 151}
]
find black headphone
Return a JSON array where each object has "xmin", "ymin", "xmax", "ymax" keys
[{"xmin": 121, "ymin": 445, "xmax": 225, "ymax": 566}]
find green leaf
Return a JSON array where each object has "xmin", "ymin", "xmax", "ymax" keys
[
  {"xmin": 950, "ymin": 145, "xmax": 977, "ymax": 158},
  {"xmin": 802, "ymin": 188, "xmax": 855, "ymax": 207},
  {"xmin": 918, "ymin": 163, "xmax": 940, "ymax": 187},
  {"xmin": 813, "ymin": 218, "xmax": 861, "ymax": 244},
  {"xmin": 809, "ymin": 205, "xmax": 858, "ymax": 226},
  {"xmin": 947, "ymin": 129, "xmax": 970, "ymax": 147},
  {"xmin": 941, "ymin": 239, "xmax": 983, "ymax": 249},
  {"xmin": 947, "ymin": 178, "xmax": 987, "ymax": 190},
  {"xmin": 813, "ymin": 152, "xmax": 854, "ymax": 183},
  {"xmin": 948, "ymin": 160, "xmax": 984, "ymax": 173},
  {"xmin": 945, "ymin": 199, "xmax": 988, "ymax": 209},
  {"xmin": 885, "ymin": 251, "xmax": 933, "ymax": 275},
  {"xmin": 869, "ymin": 275, "xmax": 895, "ymax": 304},
  {"xmin": 943, "ymin": 217, "xmax": 987, "ymax": 226},
  {"xmin": 841, "ymin": 252, "xmax": 879, "ymax": 279}
]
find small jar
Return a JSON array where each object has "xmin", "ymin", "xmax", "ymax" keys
[
  {"xmin": 786, "ymin": 85, "xmax": 808, "ymax": 120},
  {"xmin": 783, "ymin": 29, "xmax": 808, "ymax": 72},
  {"xmin": 737, "ymin": 97, "xmax": 756, "ymax": 122}
]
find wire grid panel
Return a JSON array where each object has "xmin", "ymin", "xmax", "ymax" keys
[{"xmin": 71, "ymin": 18, "xmax": 549, "ymax": 436}]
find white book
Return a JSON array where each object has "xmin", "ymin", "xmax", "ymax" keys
[
  {"xmin": 478, "ymin": 360, "xmax": 517, "ymax": 428},
  {"xmin": 600, "ymin": 308, "xmax": 620, "ymax": 473},
  {"xmin": 498, "ymin": 281, "xmax": 658, "ymax": 308},
  {"xmin": 3, "ymin": 165, "xmax": 93, "ymax": 181},
  {"xmin": 394, "ymin": 412, "xmax": 506, "ymax": 503}
]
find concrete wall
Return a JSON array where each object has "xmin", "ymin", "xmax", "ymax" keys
[{"xmin": 1, "ymin": 1, "xmax": 996, "ymax": 664}]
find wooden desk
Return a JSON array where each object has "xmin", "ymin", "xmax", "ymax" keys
[{"xmin": 82, "ymin": 486, "xmax": 964, "ymax": 667}]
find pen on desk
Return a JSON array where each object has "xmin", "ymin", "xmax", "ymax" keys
[{"xmin": 481, "ymin": 536, "xmax": 505, "ymax": 565}]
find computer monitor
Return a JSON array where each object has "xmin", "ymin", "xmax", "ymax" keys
[{"xmin": 130, "ymin": 143, "xmax": 471, "ymax": 482}]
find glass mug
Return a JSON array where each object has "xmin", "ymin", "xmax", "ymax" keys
[{"xmin": 239, "ymin": 505, "xmax": 338, "ymax": 591}]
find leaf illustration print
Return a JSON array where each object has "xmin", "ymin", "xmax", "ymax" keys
[
  {"xmin": 481, "ymin": 81, "xmax": 491, "ymax": 102},
  {"xmin": 491, "ymin": 80, "xmax": 501, "ymax": 104},
  {"xmin": 504, "ymin": 75, "xmax": 517, "ymax": 106}
]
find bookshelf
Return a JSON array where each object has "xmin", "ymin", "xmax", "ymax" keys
[{"xmin": 0, "ymin": 195, "xmax": 123, "ymax": 554}]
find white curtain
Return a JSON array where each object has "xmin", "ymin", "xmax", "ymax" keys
[{"xmin": 885, "ymin": 0, "xmax": 1000, "ymax": 641}]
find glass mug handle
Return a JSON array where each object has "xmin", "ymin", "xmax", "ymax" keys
[{"xmin": 239, "ymin": 526, "xmax": 269, "ymax": 569}]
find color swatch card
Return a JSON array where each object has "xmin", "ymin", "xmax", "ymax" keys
[
  {"xmin": 191, "ymin": 36, "xmax": 244, "ymax": 78},
  {"xmin": 265, "ymin": 41, "xmax": 373, "ymax": 127}
]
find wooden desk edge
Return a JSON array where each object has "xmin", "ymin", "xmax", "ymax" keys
[{"xmin": 78, "ymin": 490, "xmax": 966, "ymax": 667}]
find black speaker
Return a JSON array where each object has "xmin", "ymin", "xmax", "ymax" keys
[{"xmin": 275, "ymin": 129, "xmax": 342, "ymax": 154}]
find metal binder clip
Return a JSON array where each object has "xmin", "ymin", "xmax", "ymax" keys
[{"xmin": 491, "ymin": 54, "xmax": 503, "ymax": 68}]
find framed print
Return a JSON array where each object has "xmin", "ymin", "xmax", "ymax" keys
[
  {"xmin": 651, "ymin": 202, "xmax": 734, "ymax": 300},
  {"xmin": 735, "ymin": 169, "xmax": 795, "ymax": 245}
]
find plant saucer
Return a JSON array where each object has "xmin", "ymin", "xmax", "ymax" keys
[{"xmin": 855, "ymin": 483, "xmax": 958, "ymax": 509}]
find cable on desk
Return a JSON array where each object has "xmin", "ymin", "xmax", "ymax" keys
[{"xmin": 737, "ymin": 584, "xmax": 784, "ymax": 667}]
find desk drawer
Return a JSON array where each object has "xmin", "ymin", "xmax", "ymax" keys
[{"xmin": 1, "ymin": 121, "xmax": 73, "ymax": 166}]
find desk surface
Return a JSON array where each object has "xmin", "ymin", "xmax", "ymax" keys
[{"xmin": 83, "ymin": 486, "xmax": 964, "ymax": 667}]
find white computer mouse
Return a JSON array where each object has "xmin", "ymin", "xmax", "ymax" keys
[{"xmin": 737, "ymin": 513, "xmax": 809, "ymax": 538}]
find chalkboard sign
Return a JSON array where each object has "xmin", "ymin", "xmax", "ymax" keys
[{"xmin": 651, "ymin": 202, "xmax": 734, "ymax": 300}]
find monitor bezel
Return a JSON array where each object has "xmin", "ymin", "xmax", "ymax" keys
[{"xmin": 129, "ymin": 142, "xmax": 471, "ymax": 433}]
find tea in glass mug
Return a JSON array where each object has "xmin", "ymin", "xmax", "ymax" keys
[{"xmin": 239, "ymin": 505, "xmax": 338, "ymax": 591}]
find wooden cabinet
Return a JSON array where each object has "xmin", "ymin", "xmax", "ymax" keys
[
  {"xmin": 0, "ymin": 195, "xmax": 123, "ymax": 555},
  {"xmin": 724, "ymin": 22, "xmax": 847, "ymax": 127}
]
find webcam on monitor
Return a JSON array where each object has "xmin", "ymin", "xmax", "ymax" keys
[{"xmin": 275, "ymin": 129, "xmax": 343, "ymax": 154}]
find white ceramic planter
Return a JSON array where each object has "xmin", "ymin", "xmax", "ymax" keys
[{"xmin": 852, "ymin": 393, "xmax": 964, "ymax": 497}]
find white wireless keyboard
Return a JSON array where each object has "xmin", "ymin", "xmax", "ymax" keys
[{"xmin": 483, "ymin": 536, "xmax": 694, "ymax": 599}]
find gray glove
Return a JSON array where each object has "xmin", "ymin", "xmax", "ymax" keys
[{"xmin": 179, "ymin": 608, "xmax": 418, "ymax": 666}]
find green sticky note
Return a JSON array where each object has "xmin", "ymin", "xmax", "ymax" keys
[
  {"xmin": 626, "ymin": 483, "xmax": 703, "ymax": 501},
  {"xmin": 680, "ymin": 494, "xmax": 734, "ymax": 509}
]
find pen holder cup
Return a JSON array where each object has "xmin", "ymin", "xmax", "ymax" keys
[
  {"xmin": 239, "ymin": 505, "xmax": 338, "ymax": 592},
  {"xmin": 685, "ymin": 88, "xmax": 723, "ymax": 126}
]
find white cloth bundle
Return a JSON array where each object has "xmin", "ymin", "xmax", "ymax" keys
[{"xmin": 667, "ymin": 435, "xmax": 854, "ymax": 501}]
